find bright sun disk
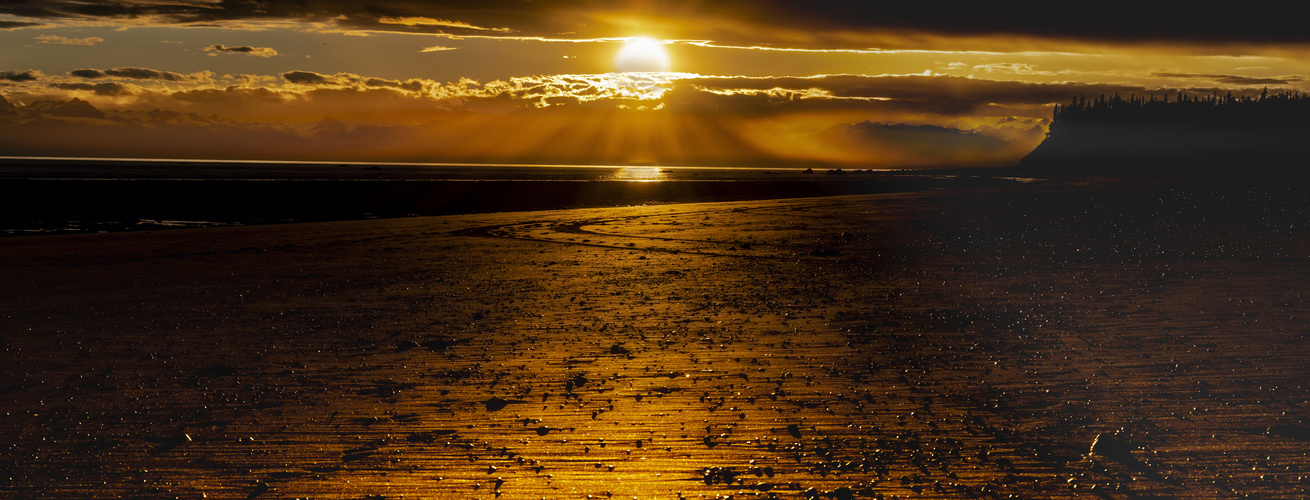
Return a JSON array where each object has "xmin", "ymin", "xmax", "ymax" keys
[{"xmin": 615, "ymin": 37, "xmax": 671, "ymax": 73}]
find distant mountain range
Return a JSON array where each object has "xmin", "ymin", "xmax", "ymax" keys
[
  {"xmin": 1017, "ymin": 91, "xmax": 1310, "ymax": 174},
  {"xmin": 0, "ymin": 94, "xmax": 317, "ymax": 161}
]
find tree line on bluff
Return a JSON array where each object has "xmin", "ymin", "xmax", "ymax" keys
[{"xmin": 1019, "ymin": 90, "xmax": 1310, "ymax": 174}]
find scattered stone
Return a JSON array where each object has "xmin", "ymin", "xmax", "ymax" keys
[
  {"xmin": 565, "ymin": 373, "xmax": 589, "ymax": 391},
  {"xmin": 702, "ymin": 467, "xmax": 739, "ymax": 485},
  {"xmin": 533, "ymin": 425, "xmax": 574, "ymax": 436}
]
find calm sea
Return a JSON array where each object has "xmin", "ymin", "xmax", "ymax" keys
[
  {"xmin": 0, "ymin": 157, "xmax": 853, "ymax": 182},
  {"xmin": 0, "ymin": 157, "xmax": 1013, "ymax": 236}
]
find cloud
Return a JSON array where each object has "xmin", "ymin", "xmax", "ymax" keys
[
  {"xmin": 363, "ymin": 78, "xmax": 426, "ymax": 92},
  {"xmin": 674, "ymin": 74, "xmax": 1210, "ymax": 117},
  {"xmin": 33, "ymin": 68, "xmax": 1290, "ymax": 128},
  {"xmin": 971, "ymin": 63, "xmax": 1054, "ymax": 76},
  {"xmin": 0, "ymin": 19, "xmax": 42, "ymax": 29},
  {"xmin": 51, "ymin": 82, "xmax": 132, "ymax": 96},
  {"xmin": 419, "ymin": 45, "xmax": 457, "ymax": 53},
  {"xmin": 204, "ymin": 44, "xmax": 277, "ymax": 57},
  {"xmin": 11, "ymin": 68, "xmax": 1295, "ymax": 168},
  {"xmin": 70, "ymin": 67, "xmax": 190, "ymax": 81},
  {"xmin": 282, "ymin": 71, "xmax": 332, "ymax": 85},
  {"xmin": 274, "ymin": 70, "xmax": 681, "ymax": 104},
  {"xmin": 270, "ymin": 70, "xmax": 1291, "ymax": 122},
  {"xmin": 68, "ymin": 69, "xmax": 103, "ymax": 78},
  {"xmin": 282, "ymin": 71, "xmax": 432, "ymax": 92},
  {"xmin": 1150, "ymin": 72, "xmax": 1304, "ymax": 86},
  {"xmin": 807, "ymin": 121, "xmax": 1014, "ymax": 166},
  {"xmin": 1, "ymin": 70, "xmax": 1051, "ymax": 167},
  {"xmin": 664, "ymin": 1, "xmax": 1310, "ymax": 46},
  {"xmin": 1, "ymin": 70, "xmax": 43, "ymax": 82},
  {"xmin": 5, "ymin": 0, "xmax": 1310, "ymax": 49},
  {"xmin": 163, "ymin": 86, "xmax": 290, "ymax": 107},
  {"xmin": 377, "ymin": 16, "xmax": 508, "ymax": 32},
  {"xmin": 35, "ymin": 34, "xmax": 103, "ymax": 45}
]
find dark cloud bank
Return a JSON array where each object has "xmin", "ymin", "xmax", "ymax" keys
[
  {"xmin": 69, "ymin": 67, "xmax": 189, "ymax": 81},
  {"xmin": 1, "ymin": 0, "xmax": 1306, "ymax": 46}
]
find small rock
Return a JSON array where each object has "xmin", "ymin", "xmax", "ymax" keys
[{"xmin": 484, "ymin": 398, "xmax": 509, "ymax": 412}]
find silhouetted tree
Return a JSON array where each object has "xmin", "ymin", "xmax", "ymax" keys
[{"xmin": 1022, "ymin": 89, "xmax": 1310, "ymax": 174}]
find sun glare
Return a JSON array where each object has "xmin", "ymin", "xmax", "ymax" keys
[{"xmin": 615, "ymin": 37, "xmax": 671, "ymax": 73}]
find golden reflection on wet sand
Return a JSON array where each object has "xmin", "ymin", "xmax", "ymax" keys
[{"xmin": 1, "ymin": 180, "xmax": 1309, "ymax": 499}]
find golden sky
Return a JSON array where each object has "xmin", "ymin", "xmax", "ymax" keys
[{"xmin": 2, "ymin": 1, "xmax": 1308, "ymax": 167}]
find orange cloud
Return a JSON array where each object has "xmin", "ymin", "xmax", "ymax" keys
[
  {"xmin": 377, "ymin": 16, "xmax": 509, "ymax": 32},
  {"xmin": 35, "ymin": 34, "xmax": 103, "ymax": 45},
  {"xmin": 203, "ymin": 44, "xmax": 277, "ymax": 57}
]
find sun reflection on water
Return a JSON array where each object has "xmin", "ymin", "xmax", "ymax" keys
[{"xmin": 611, "ymin": 166, "xmax": 666, "ymax": 181}]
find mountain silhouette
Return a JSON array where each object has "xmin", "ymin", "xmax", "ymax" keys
[
  {"xmin": 21, "ymin": 97, "xmax": 107, "ymax": 119},
  {"xmin": 309, "ymin": 116, "xmax": 349, "ymax": 140},
  {"xmin": 0, "ymin": 94, "xmax": 18, "ymax": 118}
]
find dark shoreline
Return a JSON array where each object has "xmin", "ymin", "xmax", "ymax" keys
[{"xmin": 0, "ymin": 176, "xmax": 1018, "ymax": 236}]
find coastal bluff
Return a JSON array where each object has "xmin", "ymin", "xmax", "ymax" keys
[{"xmin": 1017, "ymin": 91, "xmax": 1310, "ymax": 175}]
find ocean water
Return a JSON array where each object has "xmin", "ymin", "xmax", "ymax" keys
[
  {"xmin": 0, "ymin": 157, "xmax": 1011, "ymax": 236},
  {"xmin": 0, "ymin": 156, "xmax": 859, "ymax": 182}
]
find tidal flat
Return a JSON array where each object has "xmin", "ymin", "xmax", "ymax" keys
[{"xmin": 1, "ymin": 177, "xmax": 1308, "ymax": 499}]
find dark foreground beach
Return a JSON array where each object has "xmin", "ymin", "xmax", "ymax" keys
[{"xmin": 2, "ymin": 176, "xmax": 1308, "ymax": 499}]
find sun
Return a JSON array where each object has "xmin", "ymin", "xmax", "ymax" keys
[{"xmin": 614, "ymin": 37, "xmax": 671, "ymax": 73}]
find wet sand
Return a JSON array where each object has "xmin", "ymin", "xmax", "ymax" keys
[{"xmin": 2, "ymin": 178, "xmax": 1308, "ymax": 499}]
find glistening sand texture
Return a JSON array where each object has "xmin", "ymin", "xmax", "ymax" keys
[{"xmin": 2, "ymin": 180, "xmax": 1308, "ymax": 499}]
